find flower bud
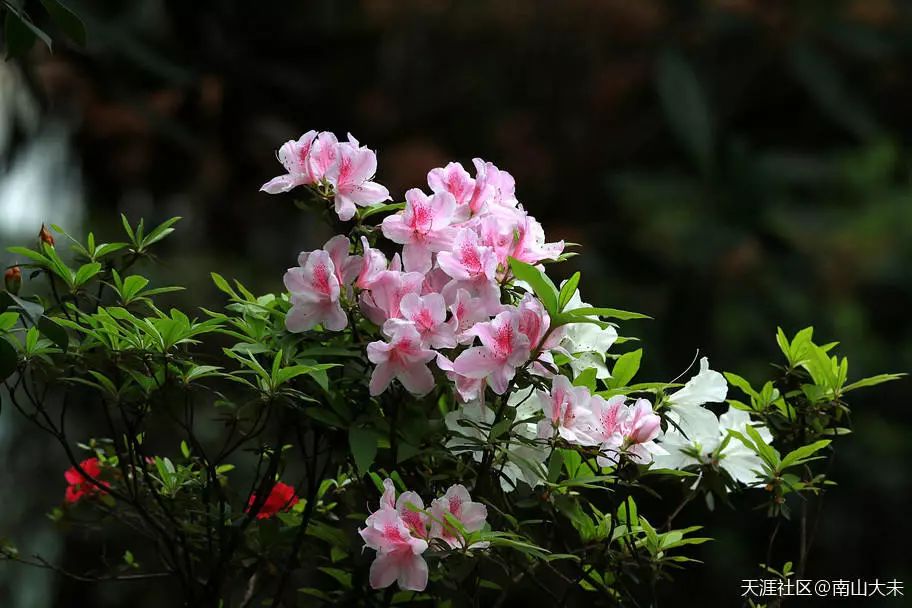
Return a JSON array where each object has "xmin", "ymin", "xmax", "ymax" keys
[
  {"xmin": 4, "ymin": 266, "xmax": 22, "ymax": 294},
  {"xmin": 39, "ymin": 224, "xmax": 55, "ymax": 247}
]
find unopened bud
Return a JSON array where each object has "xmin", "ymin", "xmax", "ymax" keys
[
  {"xmin": 39, "ymin": 224, "xmax": 55, "ymax": 247},
  {"xmin": 4, "ymin": 266, "xmax": 22, "ymax": 294}
]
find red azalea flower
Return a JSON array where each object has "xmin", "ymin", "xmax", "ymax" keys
[
  {"xmin": 64, "ymin": 457, "xmax": 109, "ymax": 504},
  {"xmin": 246, "ymin": 481, "xmax": 299, "ymax": 520}
]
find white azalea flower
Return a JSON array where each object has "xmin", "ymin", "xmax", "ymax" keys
[
  {"xmin": 653, "ymin": 405, "xmax": 772, "ymax": 486},
  {"xmin": 665, "ymin": 356, "xmax": 728, "ymax": 430},
  {"xmin": 560, "ymin": 289, "xmax": 618, "ymax": 379},
  {"xmin": 445, "ymin": 389, "xmax": 548, "ymax": 491}
]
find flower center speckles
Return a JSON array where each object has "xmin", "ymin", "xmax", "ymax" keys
[
  {"xmin": 382, "ymin": 522, "xmax": 406, "ymax": 544},
  {"xmin": 460, "ymin": 242, "xmax": 482, "ymax": 273},
  {"xmin": 448, "ymin": 495, "xmax": 462, "ymax": 516},
  {"xmin": 312, "ymin": 264, "xmax": 332, "ymax": 297},
  {"xmin": 411, "ymin": 203, "xmax": 433, "ymax": 234},
  {"xmin": 415, "ymin": 309, "xmax": 435, "ymax": 332},
  {"xmin": 492, "ymin": 322, "xmax": 513, "ymax": 358}
]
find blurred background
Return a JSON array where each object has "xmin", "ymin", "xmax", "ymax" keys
[{"xmin": 1, "ymin": 0, "xmax": 910, "ymax": 605}]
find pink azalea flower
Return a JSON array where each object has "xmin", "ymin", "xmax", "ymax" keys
[
  {"xmin": 306, "ymin": 131, "xmax": 340, "ymax": 182},
  {"xmin": 436, "ymin": 353, "xmax": 486, "ymax": 403},
  {"xmin": 437, "ymin": 228, "xmax": 498, "ymax": 283},
  {"xmin": 355, "ymin": 236, "xmax": 388, "ymax": 289},
  {"xmin": 367, "ymin": 324, "xmax": 437, "ymax": 396},
  {"xmin": 466, "ymin": 159, "xmax": 517, "ymax": 215},
  {"xmin": 381, "ymin": 188, "xmax": 458, "ymax": 272},
  {"xmin": 536, "ymin": 375, "xmax": 598, "ymax": 445},
  {"xmin": 284, "ymin": 249, "xmax": 347, "ymax": 332},
  {"xmin": 448, "ymin": 288, "xmax": 491, "ymax": 345},
  {"xmin": 510, "ymin": 213, "xmax": 564, "ymax": 264},
  {"xmin": 359, "ymin": 270, "xmax": 425, "ymax": 324},
  {"xmin": 428, "ymin": 162, "xmax": 476, "ymax": 208},
  {"xmin": 384, "ymin": 292, "xmax": 456, "ymax": 349},
  {"xmin": 260, "ymin": 130, "xmax": 318, "ymax": 194},
  {"xmin": 380, "ymin": 478, "xmax": 429, "ymax": 539},
  {"xmin": 587, "ymin": 396, "xmax": 664, "ymax": 466},
  {"xmin": 323, "ymin": 235, "xmax": 362, "ymax": 288},
  {"xmin": 586, "ymin": 395, "xmax": 627, "ymax": 445},
  {"xmin": 359, "ymin": 507, "xmax": 429, "ymax": 591},
  {"xmin": 453, "ymin": 309, "xmax": 531, "ymax": 394},
  {"xmin": 516, "ymin": 293, "xmax": 551, "ymax": 350},
  {"xmin": 421, "ymin": 265, "xmax": 452, "ymax": 298},
  {"xmin": 429, "ymin": 484, "xmax": 488, "ymax": 548},
  {"xmin": 326, "ymin": 134, "xmax": 391, "ymax": 221}
]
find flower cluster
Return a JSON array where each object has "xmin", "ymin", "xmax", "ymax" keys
[
  {"xmin": 268, "ymin": 131, "xmax": 777, "ymax": 489},
  {"xmin": 535, "ymin": 375, "xmax": 665, "ymax": 466},
  {"xmin": 359, "ymin": 478, "xmax": 488, "ymax": 591},
  {"xmin": 269, "ymin": 134, "xmax": 567, "ymax": 403},
  {"xmin": 261, "ymin": 131, "xmax": 390, "ymax": 221}
]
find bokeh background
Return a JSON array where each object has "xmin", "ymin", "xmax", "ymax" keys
[{"xmin": 1, "ymin": 1, "xmax": 910, "ymax": 606}]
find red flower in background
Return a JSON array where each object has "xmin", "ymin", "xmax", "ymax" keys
[
  {"xmin": 64, "ymin": 457, "xmax": 109, "ymax": 503},
  {"xmin": 246, "ymin": 481, "xmax": 299, "ymax": 519}
]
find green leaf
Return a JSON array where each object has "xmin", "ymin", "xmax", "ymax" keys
[
  {"xmin": 558, "ymin": 272, "xmax": 580, "ymax": 311},
  {"xmin": 0, "ymin": 338, "xmax": 18, "ymax": 381},
  {"xmin": 508, "ymin": 258, "xmax": 558, "ymax": 315},
  {"xmin": 780, "ymin": 440, "xmax": 831, "ymax": 471},
  {"xmin": 656, "ymin": 50, "xmax": 714, "ymax": 174},
  {"xmin": 607, "ymin": 349, "xmax": 642, "ymax": 389},
  {"xmin": 4, "ymin": 7, "xmax": 52, "ymax": 56},
  {"xmin": 789, "ymin": 44, "xmax": 880, "ymax": 139},
  {"xmin": 358, "ymin": 202, "xmax": 405, "ymax": 221},
  {"xmin": 73, "ymin": 262, "xmax": 102, "ymax": 288},
  {"xmin": 565, "ymin": 307, "xmax": 650, "ymax": 320},
  {"xmin": 141, "ymin": 217, "xmax": 182, "ymax": 248},
  {"xmin": 39, "ymin": 0, "xmax": 86, "ymax": 46},
  {"xmin": 0, "ymin": 312, "xmax": 19, "ymax": 332},
  {"xmin": 38, "ymin": 316, "xmax": 68, "ymax": 350},
  {"xmin": 349, "ymin": 428, "xmax": 378, "ymax": 477},
  {"xmin": 842, "ymin": 373, "xmax": 905, "ymax": 394},
  {"xmin": 573, "ymin": 367, "xmax": 597, "ymax": 392},
  {"xmin": 211, "ymin": 272, "xmax": 239, "ymax": 299},
  {"xmin": 723, "ymin": 372, "xmax": 757, "ymax": 400}
]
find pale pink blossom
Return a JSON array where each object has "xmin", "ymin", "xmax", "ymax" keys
[
  {"xmin": 359, "ymin": 508, "xmax": 429, "ymax": 591},
  {"xmin": 436, "ymin": 354, "xmax": 486, "ymax": 403},
  {"xmin": 381, "ymin": 188, "xmax": 458, "ymax": 272},
  {"xmin": 428, "ymin": 162, "xmax": 476, "ymax": 207},
  {"xmin": 437, "ymin": 228, "xmax": 498, "ymax": 283},
  {"xmin": 466, "ymin": 159, "xmax": 517, "ymax": 215},
  {"xmin": 323, "ymin": 235, "xmax": 362, "ymax": 288},
  {"xmin": 326, "ymin": 134, "xmax": 391, "ymax": 221},
  {"xmin": 284, "ymin": 249, "xmax": 347, "ymax": 332},
  {"xmin": 429, "ymin": 484, "xmax": 488, "ymax": 548},
  {"xmin": 453, "ymin": 309, "xmax": 531, "ymax": 394},
  {"xmin": 384, "ymin": 292, "xmax": 456, "ymax": 349},
  {"xmin": 586, "ymin": 395, "xmax": 627, "ymax": 445},
  {"xmin": 359, "ymin": 270, "xmax": 425, "ymax": 324},
  {"xmin": 355, "ymin": 236, "xmax": 388, "ymax": 289},
  {"xmin": 367, "ymin": 324, "xmax": 436, "ymax": 396},
  {"xmin": 421, "ymin": 265, "xmax": 452, "ymax": 298},
  {"xmin": 380, "ymin": 478, "xmax": 429, "ymax": 539},
  {"xmin": 307, "ymin": 131, "xmax": 340, "ymax": 182},
  {"xmin": 437, "ymin": 228, "xmax": 501, "ymax": 313},
  {"xmin": 510, "ymin": 213, "xmax": 564, "ymax": 264},
  {"xmin": 260, "ymin": 130, "xmax": 318, "ymax": 193},
  {"xmin": 536, "ymin": 375, "xmax": 598, "ymax": 445},
  {"xmin": 448, "ymin": 288, "xmax": 491, "ymax": 345},
  {"xmin": 588, "ymin": 396, "xmax": 664, "ymax": 466}
]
